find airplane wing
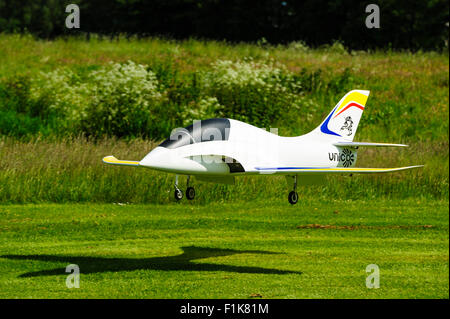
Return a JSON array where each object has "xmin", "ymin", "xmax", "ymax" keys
[
  {"xmin": 254, "ymin": 165, "xmax": 424, "ymax": 174},
  {"xmin": 333, "ymin": 142, "xmax": 408, "ymax": 147},
  {"xmin": 102, "ymin": 155, "xmax": 140, "ymax": 167}
]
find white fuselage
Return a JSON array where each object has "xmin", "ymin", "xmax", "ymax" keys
[{"xmin": 139, "ymin": 119, "xmax": 357, "ymax": 175}]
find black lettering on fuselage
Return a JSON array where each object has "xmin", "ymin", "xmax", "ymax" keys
[{"xmin": 328, "ymin": 153, "xmax": 351, "ymax": 162}]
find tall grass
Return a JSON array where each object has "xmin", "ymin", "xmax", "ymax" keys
[{"xmin": 0, "ymin": 137, "xmax": 447, "ymax": 204}]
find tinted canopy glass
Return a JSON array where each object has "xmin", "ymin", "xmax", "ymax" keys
[{"xmin": 159, "ymin": 118, "xmax": 231, "ymax": 149}]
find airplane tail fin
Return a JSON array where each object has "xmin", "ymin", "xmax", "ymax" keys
[{"xmin": 312, "ymin": 90, "xmax": 370, "ymax": 141}]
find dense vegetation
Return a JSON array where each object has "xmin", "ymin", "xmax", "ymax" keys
[
  {"xmin": 0, "ymin": 34, "xmax": 448, "ymax": 203},
  {"xmin": 0, "ymin": 34, "xmax": 448, "ymax": 141}
]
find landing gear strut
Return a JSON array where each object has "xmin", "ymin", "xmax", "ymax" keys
[
  {"xmin": 186, "ymin": 176, "xmax": 195, "ymax": 200},
  {"xmin": 174, "ymin": 175, "xmax": 183, "ymax": 201},
  {"xmin": 174, "ymin": 175, "xmax": 196, "ymax": 201},
  {"xmin": 288, "ymin": 175, "xmax": 299, "ymax": 205}
]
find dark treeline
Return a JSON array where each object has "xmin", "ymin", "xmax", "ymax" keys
[{"xmin": 0, "ymin": 0, "xmax": 448, "ymax": 50}]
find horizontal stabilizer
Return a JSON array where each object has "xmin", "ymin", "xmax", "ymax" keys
[
  {"xmin": 255, "ymin": 165, "xmax": 423, "ymax": 174},
  {"xmin": 102, "ymin": 156, "xmax": 140, "ymax": 167},
  {"xmin": 333, "ymin": 142, "xmax": 408, "ymax": 147}
]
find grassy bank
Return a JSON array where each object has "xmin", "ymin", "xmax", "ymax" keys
[{"xmin": 0, "ymin": 200, "xmax": 448, "ymax": 298}]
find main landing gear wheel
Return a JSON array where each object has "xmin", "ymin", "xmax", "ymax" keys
[
  {"xmin": 174, "ymin": 188, "xmax": 183, "ymax": 201},
  {"xmin": 186, "ymin": 187, "xmax": 195, "ymax": 200},
  {"xmin": 288, "ymin": 191, "xmax": 298, "ymax": 205},
  {"xmin": 287, "ymin": 175, "xmax": 299, "ymax": 205}
]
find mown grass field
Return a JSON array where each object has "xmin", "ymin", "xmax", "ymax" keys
[
  {"xmin": 0, "ymin": 200, "xmax": 448, "ymax": 299},
  {"xmin": 0, "ymin": 34, "xmax": 448, "ymax": 298}
]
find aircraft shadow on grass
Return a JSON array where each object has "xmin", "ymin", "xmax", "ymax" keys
[{"xmin": 1, "ymin": 246, "xmax": 302, "ymax": 277}]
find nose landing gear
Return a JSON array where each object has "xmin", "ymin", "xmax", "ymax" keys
[
  {"xmin": 174, "ymin": 175, "xmax": 183, "ymax": 201},
  {"xmin": 174, "ymin": 175, "xmax": 195, "ymax": 201},
  {"xmin": 174, "ymin": 187, "xmax": 183, "ymax": 201}
]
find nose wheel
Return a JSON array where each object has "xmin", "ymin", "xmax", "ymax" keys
[
  {"xmin": 174, "ymin": 175, "xmax": 183, "ymax": 201},
  {"xmin": 174, "ymin": 188, "xmax": 183, "ymax": 201},
  {"xmin": 174, "ymin": 175, "xmax": 195, "ymax": 201}
]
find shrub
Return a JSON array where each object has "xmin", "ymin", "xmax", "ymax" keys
[
  {"xmin": 322, "ymin": 40, "xmax": 348, "ymax": 55},
  {"xmin": 79, "ymin": 61, "xmax": 166, "ymax": 138},
  {"xmin": 0, "ymin": 109, "xmax": 45, "ymax": 137},
  {"xmin": 180, "ymin": 96, "xmax": 221, "ymax": 126},
  {"xmin": 0, "ymin": 75, "xmax": 63, "ymax": 137},
  {"xmin": 199, "ymin": 59, "xmax": 303, "ymax": 127},
  {"xmin": 288, "ymin": 41, "xmax": 309, "ymax": 52},
  {"xmin": 28, "ymin": 61, "xmax": 169, "ymax": 138},
  {"xmin": 30, "ymin": 68, "xmax": 89, "ymax": 123}
]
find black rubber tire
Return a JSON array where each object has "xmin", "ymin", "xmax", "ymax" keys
[
  {"xmin": 186, "ymin": 187, "xmax": 195, "ymax": 200},
  {"xmin": 174, "ymin": 188, "xmax": 183, "ymax": 201},
  {"xmin": 288, "ymin": 191, "xmax": 298, "ymax": 205}
]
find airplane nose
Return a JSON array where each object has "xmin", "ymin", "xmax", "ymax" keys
[
  {"xmin": 139, "ymin": 146, "xmax": 169, "ymax": 169},
  {"xmin": 140, "ymin": 146, "xmax": 200, "ymax": 172},
  {"xmin": 139, "ymin": 146, "xmax": 224, "ymax": 174}
]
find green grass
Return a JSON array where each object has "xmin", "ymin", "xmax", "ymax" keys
[{"xmin": 0, "ymin": 200, "xmax": 448, "ymax": 298}]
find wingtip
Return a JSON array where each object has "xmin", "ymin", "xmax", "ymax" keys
[
  {"xmin": 102, "ymin": 155, "xmax": 116, "ymax": 163},
  {"xmin": 102, "ymin": 155, "xmax": 140, "ymax": 166},
  {"xmin": 406, "ymin": 165, "xmax": 424, "ymax": 169}
]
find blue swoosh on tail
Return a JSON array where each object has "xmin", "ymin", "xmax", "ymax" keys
[{"xmin": 320, "ymin": 106, "xmax": 341, "ymax": 136}]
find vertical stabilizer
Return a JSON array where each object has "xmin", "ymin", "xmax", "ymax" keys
[{"xmin": 312, "ymin": 90, "xmax": 370, "ymax": 141}]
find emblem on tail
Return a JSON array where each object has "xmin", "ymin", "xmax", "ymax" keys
[{"xmin": 340, "ymin": 116, "xmax": 353, "ymax": 136}]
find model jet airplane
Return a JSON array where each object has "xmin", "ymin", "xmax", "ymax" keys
[{"xmin": 103, "ymin": 90, "xmax": 422, "ymax": 204}]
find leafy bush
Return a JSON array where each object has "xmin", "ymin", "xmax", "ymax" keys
[
  {"xmin": 200, "ymin": 59, "xmax": 303, "ymax": 127},
  {"xmin": 28, "ymin": 61, "xmax": 169, "ymax": 138},
  {"xmin": 0, "ymin": 58, "xmax": 363, "ymax": 138},
  {"xmin": 30, "ymin": 68, "xmax": 88, "ymax": 123},
  {"xmin": 0, "ymin": 75, "xmax": 62, "ymax": 137},
  {"xmin": 288, "ymin": 41, "xmax": 310, "ymax": 53},
  {"xmin": 0, "ymin": 109, "xmax": 46, "ymax": 136},
  {"xmin": 180, "ymin": 96, "xmax": 221, "ymax": 127},
  {"xmin": 323, "ymin": 41, "xmax": 348, "ymax": 55},
  {"xmin": 79, "ymin": 61, "xmax": 166, "ymax": 138},
  {"xmin": 2, "ymin": 75, "xmax": 32, "ymax": 114}
]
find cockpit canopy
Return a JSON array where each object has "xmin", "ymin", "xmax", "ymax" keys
[{"xmin": 159, "ymin": 118, "xmax": 231, "ymax": 149}]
